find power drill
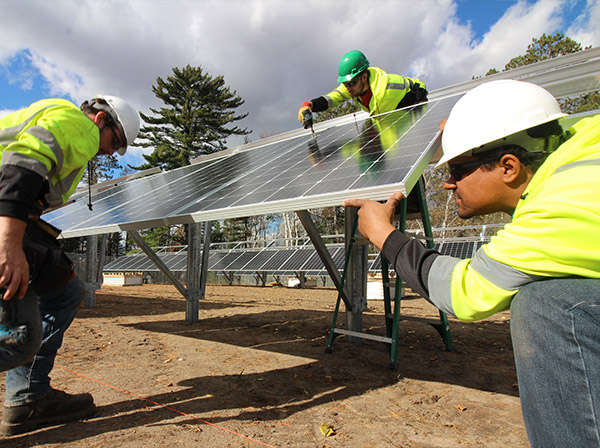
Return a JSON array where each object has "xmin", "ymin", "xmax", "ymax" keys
[
  {"xmin": 0, "ymin": 294, "xmax": 32, "ymax": 347},
  {"xmin": 301, "ymin": 107, "xmax": 316, "ymax": 138},
  {"xmin": 302, "ymin": 108, "xmax": 313, "ymax": 130}
]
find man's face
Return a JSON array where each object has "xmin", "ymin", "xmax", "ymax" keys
[
  {"xmin": 343, "ymin": 72, "xmax": 368, "ymax": 98},
  {"xmin": 97, "ymin": 121, "xmax": 124, "ymax": 156},
  {"xmin": 443, "ymin": 155, "xmax": 503, "ymax": 219}
]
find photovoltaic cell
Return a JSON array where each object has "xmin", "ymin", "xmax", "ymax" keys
[
  {"xmin": 302, "ymin": 248, "xmax": 334, "ymax": 272},
  {"xmin": 240, "ymin": 249, "xmax": 279, "ymax": 271},
  {"xmin": 45, "ymin": 95, "xmax": 462, "ymax": 238},
  {"xmin": 279, "ymin": 248, "xmax": 314, "ymax": 272},
  {"xmin": 330, "ymin": 246, "xmax": 347, "ymax": 271},
  {"xmin": 207, "ymin": 252, "xmax": 234, "ymax": 270},
  {"xmin": 170, "ymin": 253, "xmax": 188, "ymax": 271},
  {"xmin": 438, "ymin": 241, "xmax": 476, "ymax": 258},
  {"xmin": 369, "ymin": 253, "xmax": 382, "ymax": 271},
  {"xmin": 226, "ymin": 250, "xmax": 261, "ymax": 272},
  {"xmin": 260, "ymin": 250, "xmax": 297, "ymax": 272}
]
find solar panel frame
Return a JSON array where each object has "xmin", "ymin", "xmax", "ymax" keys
[{"xmin": 45, "ymin": 95, "xmax": 461, "ymax": 238}]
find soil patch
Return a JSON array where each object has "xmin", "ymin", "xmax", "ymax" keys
[{"xmin": 0, "ymin": 284, "xmax": 528, "ymax": 447}]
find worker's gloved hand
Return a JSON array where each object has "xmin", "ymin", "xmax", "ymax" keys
[{"xmin": 298, "ymin": 101, "xmax": 312, "ymax": 124}]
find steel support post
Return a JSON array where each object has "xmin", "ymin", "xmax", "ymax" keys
[
  {"xmin": 344, "ymin": 206, "xmax": 368, "ymax": 342},
  {"xmin": 85, "ymin": 235, "xmax": 98, "ymax": 307}
]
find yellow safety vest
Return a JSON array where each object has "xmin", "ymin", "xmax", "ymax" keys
[
  {"xmin": 324, "ymin": 67, "xmax": 426, "ymax": 116},
  {"xmin": 0, "ymin": 98, "xmax": 99, "ymax": 208},
  {"xmin": 447, "ymin": 114, "xmax": 600, "ymax": 321}
]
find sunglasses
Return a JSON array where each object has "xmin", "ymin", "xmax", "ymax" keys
[
  {"xmin": 343, "ymin": 78, "xmax": 360, "ymax": 88},
  {"xmin": 107, "ymin": 123, "xmax": 124, "ymax": 151},
  {"xmin": 448, "ymin": 155, "xmax": 499, "ymax": 181}
]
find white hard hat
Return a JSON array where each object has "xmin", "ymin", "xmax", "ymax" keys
[
  {"xmin": 436, "ymin": 80, "xmax": 566, "ymax": 167},
  {"xmin": 92, "ymin": 94, "xmax": 140, "ymax": 156}
]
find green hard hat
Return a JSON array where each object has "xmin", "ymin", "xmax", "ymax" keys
[{"xmin": 337, "ymin": 50, "xmax": 370, "ymax": 83}]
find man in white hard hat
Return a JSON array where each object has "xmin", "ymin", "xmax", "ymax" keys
[
  {"xmin": 343, "ymin": 80, "xmax": 600, "ymax": 447},
  {"xmin": 0, "ymin": 95, "xmax": 140, "ymax": 435}
]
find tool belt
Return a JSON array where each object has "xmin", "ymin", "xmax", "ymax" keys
[{"xmin": 22, "ymin": 218, "xmax": 75, "ymax": 294}]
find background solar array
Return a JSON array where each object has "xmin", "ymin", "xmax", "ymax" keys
[
  {"xmin": 104, "ymin": 239, "xmax": 486, "ymax": 276},
  {"xmin": 104, "ymin": 245, "xmax": 347, "ymax": 276}
]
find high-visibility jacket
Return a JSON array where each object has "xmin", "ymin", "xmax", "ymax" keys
[
  {"xmin": 0, "ymin": 98, "xmax": 99, "ymax": 216},
  {"xmin": 432, "ymin": 114, "xmax": 600, "ymax": 321},
  {"xmin": 383, "ymin": 113, "xmax": 600, "ymax": 322},
  {"xmin": 321, "ymin": 67, "xmax": 426, "ymax": 116}
]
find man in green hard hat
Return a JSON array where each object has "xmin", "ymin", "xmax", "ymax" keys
[{"xmin": 298, "ymin": 50, "xmax": 428, "ymax": 124}]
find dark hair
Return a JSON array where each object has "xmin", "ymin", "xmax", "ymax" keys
[
  {"xmin": 479, "ymin": 146, "xmax": 546, "ymax": 172},
  {"xmin": 80, "ymin": 99, "xmax": 118, "ymax": 127},
  {"xmin": 479, "ymin": 120, "xmax": 565, "ymax": 172},
  {"xmin": 80, "ymin": 99, "xmax": 98, "ymax": 114}
]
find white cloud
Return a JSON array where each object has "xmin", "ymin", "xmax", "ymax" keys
[
  {"xmin": 566, "ymin": 0, "xmax": 600, "ymax": 47},
  {"xmin": 418, "ymin": 0, "xmax": 569, "ymax": 88}
]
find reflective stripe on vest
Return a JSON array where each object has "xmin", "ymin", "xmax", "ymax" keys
[
  {"xmin": 0, "ymin": 105, "xmax": 53, "ymax": 146},
  {"xmin": 471, "ymin": 157, "xmax": 600, "ymax": 290},
  {"xmin": 387, "ymin": 77, "xmax": 413, "ymax": 91}
]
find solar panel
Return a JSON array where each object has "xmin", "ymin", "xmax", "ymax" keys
[
  {"xmin": 302, "ymin": 247, "xmax": 334, "ymax": 272},
  {"xmin": 211, "ymin": 251, "xmax": 246, "ymax": 271},
  {"xmin": 368, "ymin": 252, "xmax": 394, "ymax": 273},
  {"xmin": 259, "ymin": 250, "xmax": 297, "ymax": 272},
  {"xmin": 369, "ymin": 253, "xmax": 382, "ymax": 271},
  {"xmin": 240, "ymin": 249, "xmax": 279, "ymax": 271},
  {"xmin": 278, "ymin": 248, "xmax": 313, "ymax": 271},
  {"xmin": 330, "ymin": 246, "xmax": 347, "ymax": 271},
  {"xmin": 170, "ymin": 253, "xmax": 188, "ymax": 270},
  {"xmin": 438, "ymin": 241, "xmax": 476, "ymax": 258},
  {"xmin": 207, "ymin": 251, "xmax": 232, "ymax": 270},
  {"xmin": 44, "ymin": 95, "xmax": 461, "ymax": 238},
  {"xmin": 226, "ymin": 250, "xmax": 261, "ymax": 272}
]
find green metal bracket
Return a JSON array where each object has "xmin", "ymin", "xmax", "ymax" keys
[{"xmin": 326, "ymin": 178, "xmax": 454, "ymax": 369}]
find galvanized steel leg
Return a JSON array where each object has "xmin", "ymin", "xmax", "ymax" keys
[
  {"xmin": 415, "ymin": 180, "xmax": 454, "ymax": 352},
  {"xmin": 326, "ymin": 209, "xmax": 359, "ymax": 353}
]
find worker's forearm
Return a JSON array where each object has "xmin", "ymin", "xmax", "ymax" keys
[
  {"xmin": 0, "ymin": 216, "xmax": 26, "ymax": 242},
  {"xmin": 0, "ymin": 215, "xmax": 29, "ymax": 299},
  {"xmin": 310, "ymin": 96, "xmax": 329, "ymax": 112},
  {"xmin": 0, "ymin": 165, "xmax": 45, "ymax": 220},
  {"xmin": 381, "ymin": 230, "xmax": 439, "ymax": 300}
]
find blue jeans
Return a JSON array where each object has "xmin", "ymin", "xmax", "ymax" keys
[
  {"xmin": 2, "ymin": 275, "xmax": 84, "ymax": 406},
  {"xmin": 510, "ymin": 278, "xmax": 600, "ymax": 447}
]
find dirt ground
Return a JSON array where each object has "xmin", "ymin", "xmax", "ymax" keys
[{"xmin": 0, "ymin": 283, "xmax": 529, "ymax": 448}]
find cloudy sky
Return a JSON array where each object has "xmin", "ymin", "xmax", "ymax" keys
[{"xmin": 0, "ymin": 0, "xmax": 598, "ymax": 169}]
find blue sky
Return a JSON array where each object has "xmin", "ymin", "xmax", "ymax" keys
[
  {"xmin": 0, "ymin": 0, "xmax": 598, "ymax": 172},
  {"xmin": 457, "ymin": 0, "xmax": 522, "ymax": 36}
]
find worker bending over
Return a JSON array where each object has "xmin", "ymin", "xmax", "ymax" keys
[
  {"xmin": 0, "ymin": 95, "xmax": 139, "ymax": 435},
  {"xmin": 298, "ymin": 50, "xmax": 427, "ymax": 126}
]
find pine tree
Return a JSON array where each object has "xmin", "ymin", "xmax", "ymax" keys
[
  {"xmin": 135, "ymin": 65, "xmax": 250, "ymax": 170},
  {"xmin": 484, "ymin": 33, "xmax": 590, "ymax": 77},
  {"xmin": 504, "ymin": 33, "xmax": 585, "ymax": 70}
]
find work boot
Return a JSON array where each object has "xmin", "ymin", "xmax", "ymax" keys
[{"xmin": 0, "ymin": 388, "xmax": 96, "ymax": 436}]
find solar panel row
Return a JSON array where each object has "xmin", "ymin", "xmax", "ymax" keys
[
  {"xmin": 104, "ymin": 239, "xmax": 486, "ymax": 276},
  {"xmin": 104, "ymin": 245, "xmax": 348, "ymax": 276}
]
